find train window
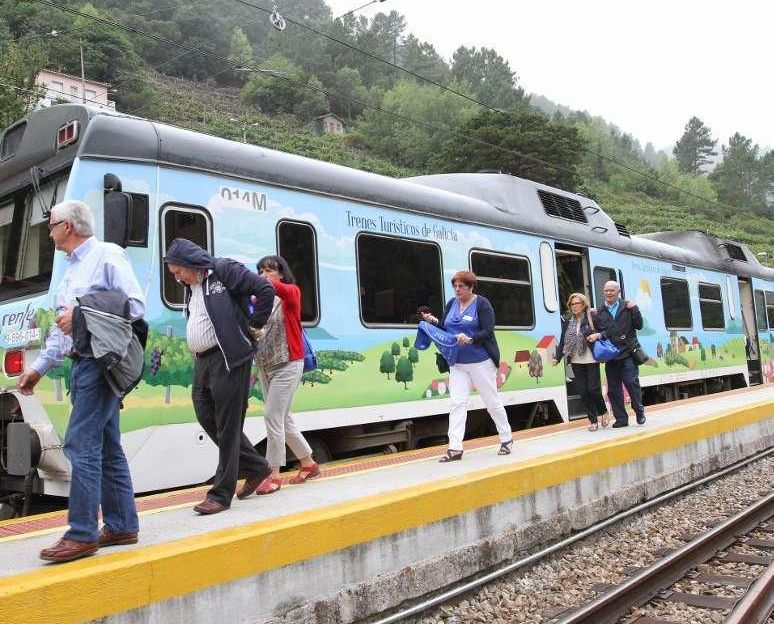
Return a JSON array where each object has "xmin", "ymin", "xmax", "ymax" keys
[
  {"xmin": 471, "ymin": 249, "xmax": 535, "ymax": 327},
  {"xmin": 592, "ymin": 267, "xmax": 616, "ymax": 307},
  {"xmin": 160, "ymin": 204, "xmax": 212, "ymax": 309},
  {"xmin": 767, "ymin": 292, "xmax": 774, "ymax": 330},
  {"xmin": 357, "ymin": 233, "xmax": 443, "ymax": 326},
  {"xmin": 754, "ymin": 290, "xmax": 768, "ymax": 331},
  {"xmin": 126, "ymin": 193, "xmax": 149, "ymax": 247},
  {"xmin": 660, "ymin": 278, "xmax": 692, "ymax": 330},
  {"xmin": 698, "ymin": 283, "xmax": 724, "ymax": 330},
  {"xmin": 277, "ymin": 220, "xmax": 319, "ymax": 325}
]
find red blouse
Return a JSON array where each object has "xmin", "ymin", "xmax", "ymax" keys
[{"xmin": 270, "ymin": 279, "xmax": 304, "ymax": 361}]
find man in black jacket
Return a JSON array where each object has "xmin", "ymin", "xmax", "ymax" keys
[
  {"xmin": 588, "ymin": 281, "xmax": 646, "ymax": 428},
  {"xmin": 165, "ymin": 238, "xmax": 275, "ymax": 514}
]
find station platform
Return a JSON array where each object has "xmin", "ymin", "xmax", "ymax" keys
[{"xmin": 1, "ymin": 386, "xmax": 772, "ymax": 624}]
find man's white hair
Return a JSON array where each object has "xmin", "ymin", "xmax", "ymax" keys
[{"xmin": 51, "ymin": 200, "xmax": 95, "ymax": 237}]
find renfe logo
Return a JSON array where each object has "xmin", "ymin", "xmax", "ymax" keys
[{"xmin": 1, "ymin": 302, "xmax": 37, "ymax": 329}]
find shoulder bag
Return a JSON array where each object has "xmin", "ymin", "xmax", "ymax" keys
[{"xmin": 587, "ymin": 309, "xmax": 621, "ymax": 362}]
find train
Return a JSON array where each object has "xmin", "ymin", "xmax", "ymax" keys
[{"xmin": 0, "ymin": 104, "xmax": 772, "ymax": 516}]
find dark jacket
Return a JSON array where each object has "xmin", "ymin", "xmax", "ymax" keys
[
  {"xmin": 72, "ymin": 289, "xmax": 147, "ymax": 397},
  {"xmin": 554, "ymin": 310, "xmax": 596, "ymax": 364},
  {"xmin": 165, "ymin": 238, "xmax": 275, "ymax": 372},
  {"xmin": 437, "ymin": 295, "xmax": 500, "ymax": 368},
  {"xmin": 594, "ymin": 301, "xmax": 643, "ymax": 361}
]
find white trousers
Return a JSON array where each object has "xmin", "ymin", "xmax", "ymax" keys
[
  {"xmin": 447, "ymin": 359, "xmax": 512, "ymax": 450},
  {"xmin": 259, "ymin": 359, "xmax": 312, "ymax": 467}
]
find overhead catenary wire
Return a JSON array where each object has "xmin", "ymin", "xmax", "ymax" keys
[
  {"xmin": 22, "ymin": 0, "xmax": 743, "ymax": 216},
  {"xmin": 30, "ymin": 0, "xmax": 585, "ymax": 180},
  {"xmin": 223, "ymin": 0, "xmax": 734, "ymax": 212}
]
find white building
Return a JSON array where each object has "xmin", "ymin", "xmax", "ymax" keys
[{"xmin": 34, "ymin": 69, "xmax": 116, "ymax": 111}]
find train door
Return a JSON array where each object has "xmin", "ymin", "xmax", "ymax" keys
[
  {"xmin": 554, "ymin": 244, "xmax": 593, "ymax": 418},
  {"xmin": 739, "ymin": 278, "xmax": 762, "ymax": 384}
]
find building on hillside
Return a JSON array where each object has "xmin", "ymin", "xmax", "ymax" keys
[
  {"xmin": 35, "ymin": 69, "xmax": 116, "ymax": 111},
  {"xmin": 309, "ymin": 113, "xmax": 346, "ymax": 135}
]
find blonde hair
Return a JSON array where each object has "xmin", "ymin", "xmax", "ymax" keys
[{"xmin": 566, "ymin": 292, "xmax": 589, "ymax": 310}]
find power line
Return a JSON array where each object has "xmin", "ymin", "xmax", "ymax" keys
[
  {"xmin": 224, "ymin": 0, "xmax": 730, "ymax": 210},
  {"xmin": 29, "ymin": 0, "xmax": 736, "ymax": 215},
  {"xmin": 31, "ymin": 0, "xmax": 582, "ymax": 179}
]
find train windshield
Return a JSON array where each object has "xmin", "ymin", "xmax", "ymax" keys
[{"xmin": 0, "ymin": 175, "xmax": 67, "ymax": 303}]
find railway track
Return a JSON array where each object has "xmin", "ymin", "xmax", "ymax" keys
[
  {"xmin": 555, "ymin": 491, "xmax": 773, "ymax": 624},
  {"xmin": 369, "ymin": 448, "xmax": 774, "ymax": 624}
]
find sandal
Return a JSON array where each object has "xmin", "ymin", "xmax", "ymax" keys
[
  {"xmin": 439, "ymin": 449, "xmax": 463, "ymax": 463},
  {"xmin": 255, "ymin": 475, "xmax": 282, "ymax": 495},
  {"xmin": 289, "ymin": 462, "xmax": 321, "ymax": 485},
  {"xmin": 497, "ymin": 440, "xmax": 513, "ymax": 455},
  {"xmin": 600, "ymin": 413, "xmax": 611, "ymax": 428},
  {"xmin": 588, "ymin": 423, "xmax": 599, "ymax": 432}
]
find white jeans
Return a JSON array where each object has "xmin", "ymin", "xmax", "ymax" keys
[
  {"xmin": 447, "ymin": 359, "xmax": 512, "ymax": 451},
  {"xmin": 259, "ymin": 359, "xmax": 312, "ymax": 467}
]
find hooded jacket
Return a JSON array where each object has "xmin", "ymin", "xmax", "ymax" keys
[{"xmin": 165, "ymin": 238, "xmax": 275, "ymax": 371}]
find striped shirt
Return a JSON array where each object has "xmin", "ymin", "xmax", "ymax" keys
[{"xmin": 186, "ymin": 280, "xmax": 218, "ymax": 354}]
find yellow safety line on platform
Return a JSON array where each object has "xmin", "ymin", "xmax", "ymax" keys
[{"xmin": 0, "ymin": 401, "xmax": 771, "ymax": 624}]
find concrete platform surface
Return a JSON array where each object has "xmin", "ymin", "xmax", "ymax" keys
[{"xmin": 1, "ymin": 385, "xmax": 772, "ymax": 624}]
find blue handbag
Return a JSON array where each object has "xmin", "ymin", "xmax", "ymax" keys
[
  {"xmin": 301, "ymin": 329, "xmax": 317, "ymax": 373},
  {"xmin": 592, "ymin": 338, "xmax": 620, "ymax": 362}
]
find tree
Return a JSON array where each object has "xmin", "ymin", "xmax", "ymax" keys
[
  {"xmin": 408, "ymin": 347, "xmax": 419, "ymax": 369},
  {"xmin": 0, "ymin": 39, "xmax": 45, "ymax": 128},
  {"xmin": 391, "ymin": 342, "xmax": 401, "ymax": 356},
  {"xmin": 431, "ymin": 109, "xmax": 585, "ymax": 190},
  {"xmin": 399, "ymin": 35, "xmax": 449, "ymax": 84},
  {"xmin": 450, "ymin": 46, "xmax": 527, "ymax": 110},
  {"xmin": 395, "ymin": 355, "xmax": 413, "ymax": 389},
  {"xmin": 402, "ymin": 337, "xmax": 410, "ymax": 349},
  {"xmin": 673, "ymin": 117, "xmax": 717, "ymax": 175},
  {"xmin": 528, "ymin": 351, "xmax": 543, "ymax": 384},
  {"xmin": 354, "ymin": 78, "xmax": 477, "ymax": 168},
  {"xmin": 710, "ymin": 133, "xmax": 763, "ymax": 211},
  {"xmin": 241, "ymin": 53, "xmax": 326, "ymax": 119},
  {"xmin": 379, "ymin": 350, "xmax": 395, "ymax": 379}
]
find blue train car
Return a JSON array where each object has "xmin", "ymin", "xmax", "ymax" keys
[{"xmin": 0, "ymin": 105, "xmax": 771, "ymax": 510}]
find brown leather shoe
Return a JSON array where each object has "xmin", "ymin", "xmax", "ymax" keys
[
  {"xmin": 98, "ymin": 526, "xmax": 139, "ymax": 547},
  {"xmin": 193, "ymin": 498, "xmax": 228, "ymax": 515},
  {"xmin": 40, "ymin": 538, "xmax": 99, "ymax": 563},
  {"xmin": 237, "ymin": 476, "xmax": 264, "ymax": 500}
]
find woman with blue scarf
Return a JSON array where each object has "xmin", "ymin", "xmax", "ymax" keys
[
  {"xmin": 552, "ymin": 293, "xmax": 609, "ymax": 430},
  {"xmin": 420, "ymin": 271, "xmax": 513, "ymax": 462}
]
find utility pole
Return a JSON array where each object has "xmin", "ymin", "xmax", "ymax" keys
[{"xmin": 79, "ymin": 39, "xmax": 86, "ymax": 104}]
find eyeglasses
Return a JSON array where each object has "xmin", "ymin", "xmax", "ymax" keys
[
  {"xmin": 452, "ymin": 283, "xmax": 470, "ymax": 289},
  {"xmin": 48, "ymin": 220, "xmax": 66, "ymax": 231},
  {"xmin": 570, "ymin": 301, "xmax": 584, "ymax": 306}
]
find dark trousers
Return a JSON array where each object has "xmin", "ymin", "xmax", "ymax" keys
[
  {"xmin": 192, "ymin": 352, "xmax": 268, "ymax": 506},
  {"xmin": 572, "ymin": 362, "xmax": 606, "ymax": 423},
  {"xmin": 605, "ymin": 356, "xmax": 644, "ymax": 425}
]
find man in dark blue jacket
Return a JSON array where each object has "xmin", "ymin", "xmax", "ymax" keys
[
  {"xmin": 588, "ymin": 281, "xmax": 645, "ymax": 428},
  {"xmin": 165, "ymin": 238, "xmax": 275, "ymax": 514}
]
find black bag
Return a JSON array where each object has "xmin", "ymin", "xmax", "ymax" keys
[
  {"xmin": 632, "ymin": 345, "xmax": 649, "ymax": 365},
  {"xmin": 436, "ymin": 352, "xmax": 450, "ymax": 374}
]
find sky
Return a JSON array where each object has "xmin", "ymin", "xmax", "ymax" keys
[{"xmin": 323, "ymin": 0, "xmax": 773, "ymax": 153}]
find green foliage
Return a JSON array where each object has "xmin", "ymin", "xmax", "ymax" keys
[
  {"xmin": 710, "ymin": 133, "xmax": 772, "ymax": 215},
  {"xmin": 450, "ymin": 46, "xmax": 527, "ymax": 110},
  {"xmin": 390, "ymin": 342, "xmax": 400, "ymax": 356},
  {"xmin": 673, "ymin": 116, "xmax": 717, "ymax": 174},
  {"xmin": 394, "ymin": 355, "xmax": 413, "ymax": 389},
  {"xmin": 379, "ymin": 350, "xmax": 395, "ymax": 378},
  {"xmin": 143, "ymin": 331, "xmax": 194, "ymax": 388},
  {"xmin": 408, "ymin": 347, "xmax": 419, "ymax": 368},
  {"xmin": 431, "ymin": 109, "xmax": 584, "ymax": 189},
  {"xmin": 0, "ymin": 38, "xmax": 45, "ymax": 127},
  {"xmin": 240, "ymin": 53, "xmax": 326, "ymax": 119},
  {"xmin": 354, "ymin": 78, "xmax": 477, "ymax": 168}
]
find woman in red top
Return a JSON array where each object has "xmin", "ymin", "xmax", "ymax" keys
[{"xmin": 249, "ymin": 255, "xmax": 319, "ymax": 495}]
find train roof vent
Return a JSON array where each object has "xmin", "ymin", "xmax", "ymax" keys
[
  {"xmin": 721, "ymin": 242, "xmax": 747, "ymax": 262},
  {"xmin": 537, "ymin": 189, "xmax": 588, "ymax": 224},
  {"xmin": 614, "ymin": 222, "xmax": 631, "ymax": 237}
]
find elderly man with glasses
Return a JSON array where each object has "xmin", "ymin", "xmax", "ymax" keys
[{"xmin": 17, "ymin": 199, "xmax": 146, "ymax": 563}]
